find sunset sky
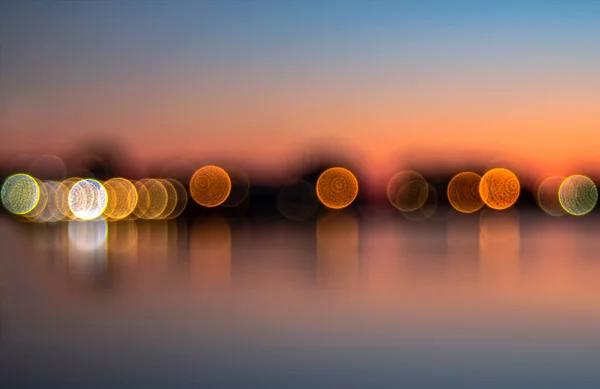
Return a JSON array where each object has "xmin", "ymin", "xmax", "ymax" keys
[{"xmin": 2, "ymin": 0, "xmax": 600, "ymax": 181}]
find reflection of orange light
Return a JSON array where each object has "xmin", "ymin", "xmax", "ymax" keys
[
  {"xmin": 104, "ymin": 178, "xmax": 138, "ymax": 220},
  {"xmin": 190, "ymin": 166, "xmax": 231, "ymax": 208},
  {"xmin": 316, "ymin": 167, "xmax": 359, "ymax": 210},
  {"xmin": 134, "ymin": 179, "xmax": 168, "ymax": 219},
  {"xmin": 136, "ymin": 220, "xmax": 169, "ymax": 261},
  {"xmin": 479, "ymin": 209, "xmax": 521, "ymax": 295},
  {"xmin": 317, "ymin": 210, "xmax": 359, "ymax": 287},
  {"xmin": 387, "ymin": 170, "xmax": 428, "ymax": 212},
  {"xmin": 447, "ymin": 172, "xmax": 484, "ymax": 213},
  {"xmin": 479, "ymin": 209, "xmax": 521, "ymax": 252},
  {"xmin": 536, "ymin": 176, "xmax": 566, "ymax": 217},
  {"xmin": 190, "ymin": 218, "xmax": 231, "ymax": 288},
  {"xmin": 107, "ymin": 220, "xmax": 138, "ymax": 256},
  {"xmin": 479, "ymin": 168, "xmax": 520, "ymax": 210}
]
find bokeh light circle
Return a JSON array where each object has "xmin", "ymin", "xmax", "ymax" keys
[
  {"xmin": 401, "ymin": 183, "xmax": 438, "ymax": 221},
  {"xmin": 164, "ymin": 179, "xmax": 188, "ymax": 219},
  {"xmin": 133, "ymin": 179, "xmax": 168, "ymax": 220},
  {"xmin": 59, "ymin": 178, "xmax": 82, "ymax": 221},
  {"xmin": 447, "ymin": 172, "xmax": 484, "ymax": 214},
  {"xmin": 24, "ymin": 178, "xmax": 48, "ymax": 221},
  {"xmin": 278, "ymin": 180, "xmax": 319, "ymax": 221},
  {"xmin": 68, "ymin": 179, "xmax": 108, "ymax": 220},
  {"xmin": 103, "ymin": 178, "xmax": 138, "ymax": 220},
  {"xmin": 222, "ymin": 167, "xmax": 251, "ymax": 207},
  {"xmin": 536, "ymin": 176, "xmax": 567, "ymax": 217},
  {"xmin": 35, "ymin": 181, "xmax": 62, "ymax": 222},
  {"xmin": 387, "ymin": 170, "xmax": 428, "ymax": 212},
  {"xmin": 479, "ymin": 168, "xmax": 520, "ymax": 210},
  {"xmin": 158, "ymin": 179, "xmax": 178, "ymax": 219},
  {"xmin": 1, "ymin": 174, "xmax": 40, "ymax": 215},
  {"xmin": 558, "ymin": 175, "xmax": 598, "ymax": 216},
  {"xmin": 316, "ymin": 167, "xmax": 359, "ymax": 210},
  {"xmin": 190, "ymin": 165, "xmax": 232, "ymax": 207}
]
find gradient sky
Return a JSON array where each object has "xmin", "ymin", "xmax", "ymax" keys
[{"xmin": 2, "ymin": 0, "xmax": 600, "ymax": 179}]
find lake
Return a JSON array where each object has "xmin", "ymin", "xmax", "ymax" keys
[{"xmin": 2, "ymin": 208, "xmax": 600, "ymax": 388}]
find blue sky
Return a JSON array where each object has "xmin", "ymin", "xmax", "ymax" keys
[{"xmin": 2, "ymin": 0, "xmax": 600, "ymax": 174}]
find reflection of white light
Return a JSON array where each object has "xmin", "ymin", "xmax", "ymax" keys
[
  {"xmin": 69, "ymin": 220, "xmax": 108, "ymax": 280},
  {"xmin": 68, "ymin": 220, "xmax": 108, "ymax": 251},
  {"xmin": 68, "ymin": 179, "xmax": 107, "ymax": 220}
]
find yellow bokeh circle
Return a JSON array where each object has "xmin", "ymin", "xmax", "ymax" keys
[
  {"xmin": 387, "ymin": 170, "xmax": 428, "ymax": 212},
  {"xmin": 134, "ymin": 179, "xmax": 168, "ymax": 220},
  {"xmin": 558, "ymin": 175, "xmax": 598, "ymax": 216},
  {"xmin": 1, "ymin": 173, "xmax": 40, "ymax": 215},
  {"xmin": 104, "ymin": 178, "xmax": 138, "ymax": 220}
]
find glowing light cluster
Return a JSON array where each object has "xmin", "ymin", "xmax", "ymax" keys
[
  {"xmin": 386, "ymin": 167, "xmax": 521, "ymax": 218},
  {"xmin": 1, "ymin": 175, "xmax": 189, "ymax": 222},
  {"xmin": 534, "ymin": 174, "xmax": 598, "ymax": 217},
  {"xmin": 536, "ymin": 176, "xmax": 567, "ymax": 216},
  {"xmin": 132, "ymin": 178, "xmax": 187, "ymax": 219},
  {"xmin": 3, "ymin": 164, "xmax": 598, "ymax": 222}
]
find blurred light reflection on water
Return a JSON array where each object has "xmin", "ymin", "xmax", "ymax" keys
[{"xmin": 3, "ymin": 211, "xmax": 600, "ymax": 388}]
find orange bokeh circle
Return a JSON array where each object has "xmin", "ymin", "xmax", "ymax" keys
[
  {"xmin": 316, "ymin": 167, "xmax": 359, "ymax": 210},
  {"xmin": 189, "ymin": 165, "xmax": 232, "ymax": 208},
  {"xmin": 447, "ymin": 172, "xmax": 484, "ymax": 213},
  {"xmin": 479, "ymin": 168, "xmax": 520, "ymax": 210}
]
